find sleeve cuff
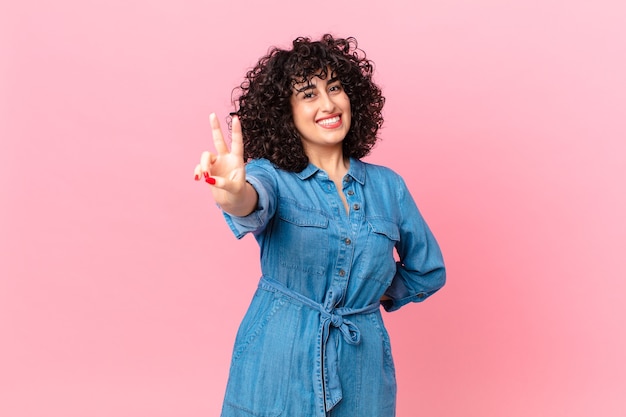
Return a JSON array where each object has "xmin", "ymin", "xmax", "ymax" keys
[{"xmin": 222, "ymin": 175, "xmax": 270, "ymax": 239}]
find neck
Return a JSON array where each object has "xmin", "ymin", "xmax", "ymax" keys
[{"xmin": 307, "ymin": 150, "xmax": 349, "ymax": 179}]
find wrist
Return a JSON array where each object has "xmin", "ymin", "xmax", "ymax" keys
[{"xmin": 220, "ymin": 182, "xmax": 258, "ymax": 217}]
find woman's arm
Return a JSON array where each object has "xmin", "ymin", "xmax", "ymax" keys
[
  {"xmin": 382, "ymin": 176, "xmax": 446, "ymax": 312},
  {"xmin": 194, "ymin": 113, "xmax": 258, "ymax": 216}
]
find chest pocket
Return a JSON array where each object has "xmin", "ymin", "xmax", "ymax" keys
[
  {"xmin": 357, "ymin": 217, "xmax": 400, "ymax": 285},
  {"xmin": 275, "ymin": 199, "xmax": 330, "ymax": 276}
]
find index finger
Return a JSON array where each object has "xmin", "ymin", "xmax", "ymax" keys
[{"xmin": 209, "ymin": 113, "xmax": 229, "ymax": 155}]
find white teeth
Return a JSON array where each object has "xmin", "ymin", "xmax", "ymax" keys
[{"xmin": 318, "ymin": 116, "xmax": 340, "ymax": 126}]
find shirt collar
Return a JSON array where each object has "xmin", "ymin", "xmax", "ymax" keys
[
  {"xmin": 347, "ymin": 158, "xmax": 366, "ymax": 185},
  {"xmin": 295, "ymin": 163, "xmax": 320, "ymax": 180},
  {"xmin": 295, "ymin": 157, "xmax": 366, "ymax": 185}
]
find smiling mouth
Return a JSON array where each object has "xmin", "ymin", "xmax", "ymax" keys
[{"xmin": 317, "ymin": 115, "xmax": 342, "ymax": 128}]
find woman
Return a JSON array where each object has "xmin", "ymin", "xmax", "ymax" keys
[{"xmin": 194, "ymin": 34, "xmax": 445, "ymax": 417}]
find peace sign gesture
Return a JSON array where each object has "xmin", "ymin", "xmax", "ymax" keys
[{"xmin": 194, "ymin": 113, "xmax": 258, "ymax": 216}]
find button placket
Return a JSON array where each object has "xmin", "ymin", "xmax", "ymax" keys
[
  {"xmin": 339, "ymin": 191, "xmax": 360, "ymax": 302},
  {"xmin": 324, "ymin": 172, "xmax": 360, "ymax": 307}
]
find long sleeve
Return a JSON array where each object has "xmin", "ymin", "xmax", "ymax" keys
[
  {"xmin": 222, "ymin": 160, "xmax": 278, "ymax": 239},
  {"xmin": 381, "ymin": 176, "xmax": 446, "ymax": 312}
]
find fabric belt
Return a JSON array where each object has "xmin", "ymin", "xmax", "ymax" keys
[{"xmin": 258, "ymin": 276, "xmax": 381, "ymax": 413}]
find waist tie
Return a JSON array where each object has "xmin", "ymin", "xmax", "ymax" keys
[{"xmin": 258, "ymin": 276, "xmax": 381, "ymax": 413}]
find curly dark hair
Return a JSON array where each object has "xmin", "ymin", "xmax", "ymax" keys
[{"xmin": 232, "ymin": 34, "xmax": 385, "ymax": 172}]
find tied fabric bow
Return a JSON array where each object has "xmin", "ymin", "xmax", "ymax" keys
[{"xmin": 259, "ymin": 277, "xmax": 380, "ymax": 413}]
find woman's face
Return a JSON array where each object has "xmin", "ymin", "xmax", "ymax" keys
[{"xmin": 290, "ymin": 70, "xmax": 351, "ymax": 156}]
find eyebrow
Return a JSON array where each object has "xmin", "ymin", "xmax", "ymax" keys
[
  {"xmin": 294, "ymin": 83, "xmax": 314, "ymax": 93},
  {"xmin": 294, "ymin": 77, "xmax": 340, "ymax": 93}
]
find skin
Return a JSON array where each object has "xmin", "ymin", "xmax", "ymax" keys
[
  {"xmin": 195, "ymin": 71, "xmax": 352, "ymax": 215},
  {"xmin": 290, "ymin": 75, "xmax": 351, "ymax": 166},
  {"xmin": 290, "ymin": 72, "xmax": 352, "ymax": 212},
  {"xmin": 193, "ymin": 113, "xmax": 258, "ymax": 217},
  {"xmin": 194, "ymin": 81, "xmax": 390, "ymax": 300}
]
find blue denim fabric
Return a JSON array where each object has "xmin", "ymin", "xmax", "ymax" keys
[{"xmin": 220, "ymin": 158, "xmax": 445, "ymax": 417}]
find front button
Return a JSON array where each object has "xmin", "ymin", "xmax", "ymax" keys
[
  {"xmin": 344, "ymin": 238, "xmax": 352, "ymax": 245},
  {"xmin": 339, "ymin": 269, "xmax": 346, "ymax": 277},
  {"xmin": 352, "ymin": 203, "xmax": 360, "ymax": 211},
  {"xmin": 347, "ymin": 190, "xmax": 354, "ymax": 196}
]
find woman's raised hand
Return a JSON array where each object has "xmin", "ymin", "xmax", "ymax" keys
[{"xmin": 194, "ymin": 113, "xmax": 256, "ymax": 215}]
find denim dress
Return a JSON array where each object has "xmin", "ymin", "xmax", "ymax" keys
[{"xmin": 220, "ymin": 158, "xmax": 445, "ymax": 417}]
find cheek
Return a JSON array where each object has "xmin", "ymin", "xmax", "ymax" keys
[
  {"xmin": 342, "ymin": 97, "xmax": 352, "ymax": 124},
  {"xmin": 290, "ymin": 98, "xmax": 303, "ymax": 120},
  {"xmin": 341, "ymin": 94, "xmax": 351, "ymax": 113},
  {"xmin": 294, "ymin": 105, "xmax": 316, "ymax": 126},
  {"xmin": 290, "ymin": 104, "xmax": 304, "ymax": 126}
]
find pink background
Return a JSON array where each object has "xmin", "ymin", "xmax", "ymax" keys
[{"xmin": 2, "ymin": 0, "xmax": 625, "ymax": 416}]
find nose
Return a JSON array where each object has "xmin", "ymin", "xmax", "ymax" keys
[{"xmin": 319, "ymin": 91, "xmax": 336, "ymax": 112}]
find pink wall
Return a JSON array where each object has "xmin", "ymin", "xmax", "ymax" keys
[{"xmin": 2, "ymin": 1, "xmax": 625, "ymax": 416}]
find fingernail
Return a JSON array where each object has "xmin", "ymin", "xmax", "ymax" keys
[
  {"xmin": 206, "ymin": 177, "xmax": 216, "ymax": 185},
  {"xmin": 194, "ymin": 174, "xmax": 199, "ymax": 180},
  {"xmin": 203, "ymin": 172, "xmax": 209, "ymax": 179}
]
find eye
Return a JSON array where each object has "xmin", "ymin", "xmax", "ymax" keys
[
  {"xmin": 302, "ymin": 90, "xmax": 315, "ymax": 99},
  {"xmin": 329, "ymin": 83, "xmax": 343, "ymax": 93}
]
